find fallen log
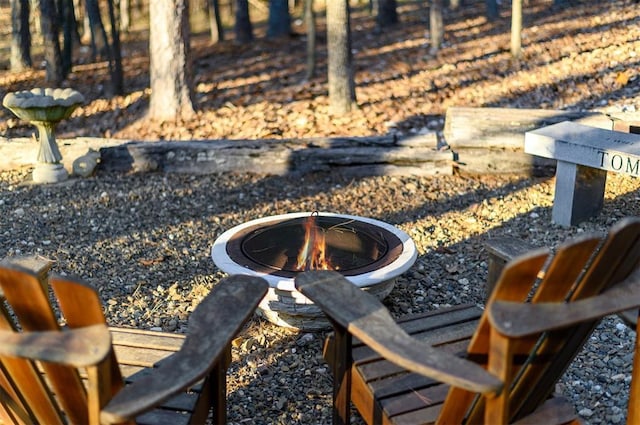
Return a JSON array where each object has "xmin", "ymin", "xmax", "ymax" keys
[
  {"xmin": 98, "ymin": 134, "xmax": 453, "ymax": 177},
  {"xmin": 443, "ymin": 107, "xmax": 613, "ymax": 174}
]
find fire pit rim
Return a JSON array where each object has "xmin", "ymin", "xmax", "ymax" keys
[{"xmin": 211, "ymin": 212, "xmax": 417, "ymax": 291}]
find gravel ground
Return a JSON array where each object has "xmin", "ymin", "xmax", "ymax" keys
[{"xmin": 0, "ymin": 166, "xmax": 638, "ymax": 424}]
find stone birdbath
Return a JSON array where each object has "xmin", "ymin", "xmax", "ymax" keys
[{"xmin": 2, "ymin": 88, "xmax": 84, "ymax": 183}]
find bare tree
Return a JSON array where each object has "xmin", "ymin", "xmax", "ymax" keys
[
  {"xmin": 376, "ymin": 0, "xmax": 398, "ymax": 30},
  {"xmin": 326, "ymin": 0, "xmax": 356, "ymax": 114},
  {"xmin": 148, "ymin": 0, "xmax": 195, "ymax": 120},
  {"xmin": 429, "ymin": 0, "xmax": 443, "ymax": 53},
  {"xmin": 39, "ymin": 0, "xmax": 64, "ymax": 83},
  {"xmin": 267, "ymin": 0, "xmax": 290, "ymax": 38},
  {"xmin": 208, "ymin": 0, "xmax": 224, "ymax": 43},
  {"xmin": 511, "ymin": 0, "xmax": 522, "ymax": 58},
  {"xmin": 304, "ymin": 0, "xmax": 316, "ymax": 80},
  {"xmin": 235, "ymin": 0, "xmax": 253, "ymax": 43},
  {"xmin": 85, "ymin": 0, "xmax": 109, "ymax": 60},
  {"xmin": 106, "ymin": 0, "xmax": 123, "ymax": 94},
  {"xmin": 9, "ymin": 0, "xmax": 32, "ymax": 71}
]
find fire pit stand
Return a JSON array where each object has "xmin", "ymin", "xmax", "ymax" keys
[{"xmin": 211, "ymin": 212, "xmax": 417, "ymax": 330}]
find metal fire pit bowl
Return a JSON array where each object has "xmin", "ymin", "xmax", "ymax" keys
[{"xmin": 211, "ymin": 212, "xmax": 417, "ymax": 330}]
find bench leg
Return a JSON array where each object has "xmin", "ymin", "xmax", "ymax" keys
[{"xmin": 552, "ymin": 161, "xmax": 607, "ymax": 227}]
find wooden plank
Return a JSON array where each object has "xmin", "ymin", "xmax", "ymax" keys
[
  {"xmin": 295, "ymin": 271, "xmax": 501, "ymax": 394},
  {"xmin": 109, "ymin": 328, "xmax": 185, "ymax": 351},
  {"xmin": 0, "ymin": 267, "xmax": 89, "ymax": 424},
  {"xmin": 444, "ymin": 107, "xmax": 608, "ymax": 149},
  {"xmin": 380, "ymin": 382, "xmax": 450, "ymax": 418},
  {"xmin": 453, "ymin": 148, "xmax": 556, "ymax": 175},
  {"xmin": 112, "ymin": 345, "xmax": 178, "ymax": 369},
  {"xmin": 100, "ymin": 275, "xmax": 268, "ymax": 424}
]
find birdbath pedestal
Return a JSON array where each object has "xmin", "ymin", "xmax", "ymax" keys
[{"xmin": 2, "ymin": 88, "xmax": 84, "ymax": 183}]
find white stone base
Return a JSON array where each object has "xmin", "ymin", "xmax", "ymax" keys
[
  {"xmin": 257, "ymin": 278, "xmax": 396, "ymax": 331},
  {"xmin": 32, "ymin": 163, "xmax": 69, "ymax": 183}
]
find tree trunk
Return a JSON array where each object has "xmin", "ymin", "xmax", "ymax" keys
[
  {"xmin": 511, "ymin": 0, "xmax": 522, "ymax": 58},
  {"xmin": 429, "ymin": 0, "xmax": 443, "ymax": 53},
  {"xmin": 208, "ymin": 0, "xmax": 224, "ymax": 43},
  {"xmin": 120, "ymin": 0, "xmax": 130, "ymax": 32},
  {"xmin": 267, "ymin": 0, "xmax": 290, "ymax": 38},
  {"xmin": 106, "ymin": 0, "xmax": 123, "ymax": 95},
  {"xmin": 485, "ymin": 0, "xmax": 499, "ymax": 20},
  {"xmin": 10, "ymin": 0, "xmax": 32, "ymax": 71},
  {"xmin": 85, "ymin": 0, "xmax": 109, "ymax": 60},
  {"xmin": 148, "ymin": 0, "xmax": 195, "ymax": 120},
  {"xmin": 57, "ymin": 0, "xmax": 76, "ymax": 76},
  {"xmin": 234, "ymin": 0, "xmax": 252, "ymax": 43},
  {"xmin": 326, "ymin": 0, "xmax": 356, "ymax": 114},
  {"xmin": 39, "ymin": 0, "xmax": 64, "ymax": 83},
  {"xmin": 375, "ymin": 0, "xmax": 397, "ymax": 30},
  {"xmin": 304, "ymin": 0, "xmax": 316, "ymax": 80}
]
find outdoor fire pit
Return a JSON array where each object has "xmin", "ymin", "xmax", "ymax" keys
[{"xmin": 211, "ymin": 212, "xmax": 417, "ymax": 330}]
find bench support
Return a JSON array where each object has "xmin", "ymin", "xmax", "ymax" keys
[{"xmin": 552, "ymin": 162, "xmax": 607, "ymax": 227}]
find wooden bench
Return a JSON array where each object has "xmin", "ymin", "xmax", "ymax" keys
[{"xmin": 525, "ymin": 121, "xmax": 640, "ymax": 226}]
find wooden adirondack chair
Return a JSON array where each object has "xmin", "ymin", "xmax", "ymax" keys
[
  {"xmin": 0, "ymin": 258, "xmax": 268, "ymax": 425},
  {"xmin": 294, "ymin": 217, "xmax": 640, "ymax": 425}
]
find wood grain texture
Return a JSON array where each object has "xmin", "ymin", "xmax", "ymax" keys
[
  {"xmin": 0, "ymin": 261, "xmax": 268, "ymax": 425},
  {"xmin": 100, "ymin": 274, "xmax": 268, "ymax": 423},
  {"xmin": 295, "ymin": 271, "xmax": 502, "ymax": 394},
  {"xmin": 297, "ymin": 217, "xmax": 640, "ymax": 425}
]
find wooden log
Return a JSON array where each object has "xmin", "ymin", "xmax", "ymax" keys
[
  {"xmin": 443, "ymin": 107, "xmax": 613, "ymax": 174},
  {"xmin": 98, "ymin": 134, "xmax": 453, "ymax": 177},
  {"xmin": 444, "ymin": 107, "xmax": 611, "ymax": 149}
]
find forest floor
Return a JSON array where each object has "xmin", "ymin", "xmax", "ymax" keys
[{"xmin": 0, "ymin": 0, "xmax": 639, "ymax": 143}]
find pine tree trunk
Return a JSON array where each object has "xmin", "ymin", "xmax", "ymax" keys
[
  {"xmin": 85, "ymin": 0, "xmax": 109, "ymax": 60},
  {"xmin": 429, "ymin": 0, "xmax": 443, "ymax": 53},
  {"xmin": 326, "ymin": 0, "xmax": 356, "ymax": 114},
  {"xmin": 376, "ymin": 0, "xmax": 397, "ymax": 30},
  {"xmin": 208, "ymin": 0, "xmax": 225, "ymax": 43},
  {"xmin": 39, "ymin": 0, "xmax": 64, "ymax": 84},
  {"xmin": 148, "ymin": 0, "xmax": 195, "ymax": 120},
  {"xmin": 511, "ymin": 0, "xmax": 522, "ymax": 58},
  {"xmin": 106, "ymin": 0, "xmax": 124, "ymax": 95},
  {"xmin": 57, "ymin": 0, "xmax": 75, "ymax": 76},
  {"xmin": 267, "ymin": 0, "xmax": 291, "ymax": 38},
  {"xmin": 485, "ymin": 0, "xmax": 499, "ymax": 20},
  {"xmin": 304, "ymin": 0, "xmax": 316, "ymax": 80},
  {"xmin": 234, "ymin": 0, "xmax": 253, "ymax": 43},
  {"xmin": 10, "ymin": 0, "xmax": 32, "ymax": 71},
  {"xmin": 120, "ymin": 0, "xmax": 131, "ymax": 32}
]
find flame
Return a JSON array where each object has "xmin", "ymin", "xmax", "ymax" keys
[{"xmin": 295, "ymin": 214, "xmax": 333, "ymax": 271}]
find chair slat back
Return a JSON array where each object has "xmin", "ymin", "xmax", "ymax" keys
[
  {"xmin": 0, "ymin": 265, "xmax": 120, "ymax": 424},
  {"xmin": 439, "ymin": 217, "xmax": 640, "ymax": 424},
  {"xmin": 511, "ymin": 218, "xmax": 640, "ymax": 418}
]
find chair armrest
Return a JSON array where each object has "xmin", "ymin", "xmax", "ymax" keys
[
  {"xmin": 100, "ymin": 274, "xmax": 268, "ymax": 424},
  {"xmin": 512, "ymin": 397, "xmax": 580, "ymax": 425},
  {"xmin": 0, "ymin": 324, "xmax": 111, "ymax": 367},
  {"xmin": 295, "ymin": 271, "xmax": 502, "ymax": 395},
  {"xmin": 489, "ymin": 268, "xmax": 640, "ymax": 338}
]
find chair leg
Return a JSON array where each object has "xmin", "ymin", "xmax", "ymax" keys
[
  {"xmin": 211, "ymin": 345, "xmax": 231, "ymax": 425},
  {"xmin": 331, "ymin": 326, "xmax": 352, "ymax": 425}
]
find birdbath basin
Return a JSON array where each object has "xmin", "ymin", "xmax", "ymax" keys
[{"xmin": 2, "ymin": 88, "xmax": 84, "ymax": 183}]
